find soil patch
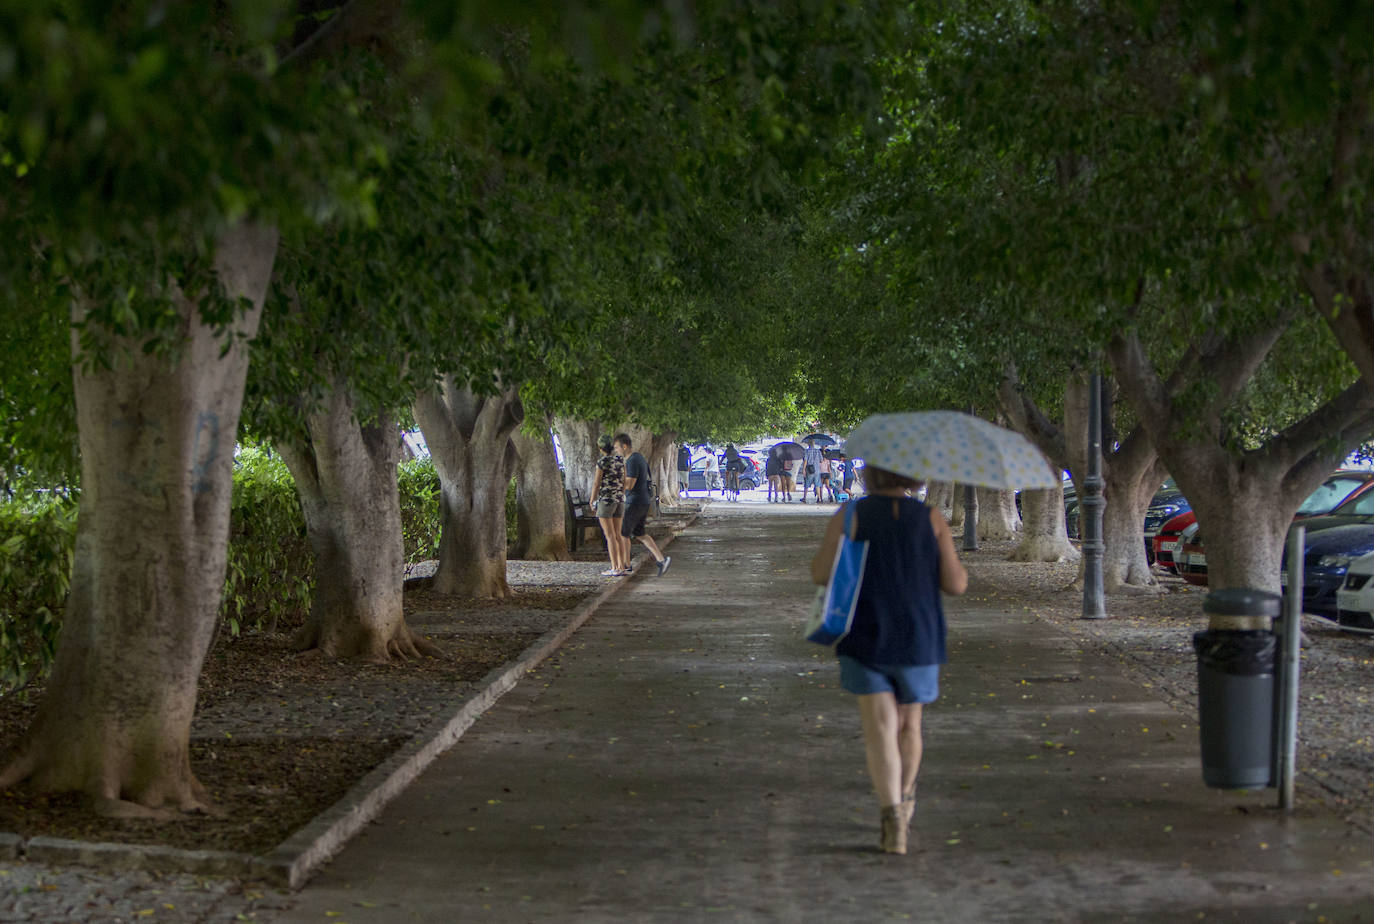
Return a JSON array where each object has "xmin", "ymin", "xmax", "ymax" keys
[{"xmin": 0, "ymin": 583, "xmax": 590, "ymax": 855}]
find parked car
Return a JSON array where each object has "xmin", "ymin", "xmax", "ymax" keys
[
  {"xmin": 1152, "ymin": 510, "xmax": 1197, "ymax": 574},
  {"xmin": 1143, "ymin": 486, "xmax": 1190, "ymax": 563},
  {"xmin": 1166, "ymin": 471, "xmax": 1374, "ymax": 585},
  {"xmin": 1175, "ymin": 522, "xmax": 1208, "ymax": 587},
  {"xmin": 1336, "ymin": 550, "xmax": 1374, "ymax": 632},
  {"xmin": 1280, "ymin": 523, "xmax": 1374, "ymax": 619},
  {"xmin": 686, "ymin": 455, "xmax": 760, "ymax": 492}
]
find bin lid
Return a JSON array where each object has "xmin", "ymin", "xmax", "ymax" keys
[{"xmin": 1203, "ymin": 587, "xmax": 1281, "ymax": 617}]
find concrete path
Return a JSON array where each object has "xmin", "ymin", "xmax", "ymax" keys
[{"xmin": 268, "ymin": 499, "xmax": 1374, "ymax": 923}]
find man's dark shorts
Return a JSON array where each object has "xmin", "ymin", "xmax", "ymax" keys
[{"xmin": 621, "ymin": 503, "xmax": 651, "ymax": 538}]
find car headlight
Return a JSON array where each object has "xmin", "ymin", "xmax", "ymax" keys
[{"xmin": 1319, "ymin": 554, "xmax": 1354, "ymax": 569}]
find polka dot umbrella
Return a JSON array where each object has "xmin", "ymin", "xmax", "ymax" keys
[{"xmin": 844, "ymin": 411, "xmax": 1059, "ymax": 490}]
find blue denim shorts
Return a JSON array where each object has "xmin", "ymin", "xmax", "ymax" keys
[{"xmin": 838, "ymin": 656, "xmax": 940, "ymax": 705}]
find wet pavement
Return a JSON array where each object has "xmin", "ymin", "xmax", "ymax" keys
[{"xmin": 265, "ymin": 497, "xmax": 1374, "ymax": 923}]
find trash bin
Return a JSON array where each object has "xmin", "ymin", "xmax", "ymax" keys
[{"xmin": 1193, "ymin": 588, "xmax": 1280, "ymax": 789}]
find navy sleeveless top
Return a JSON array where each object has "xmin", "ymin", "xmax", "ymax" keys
[{"xmin": 835, "ymin": 496, "xmax": 947, "ymax": 667}]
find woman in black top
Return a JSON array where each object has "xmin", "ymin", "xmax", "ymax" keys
[{"xmin": 811, "ymin": 465, "xmax": 968, "ymax": 854}]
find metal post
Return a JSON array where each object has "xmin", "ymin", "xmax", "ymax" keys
[
  {"xmin": 962, "ymin": 482, "xmax": 979, "ymax": 551},
  {"xmin": 1277, "ymin": 525, "xmax": 1304, "ymax": 810},
  {"xmin": 1081, "ymin": 373, "xmax": 1106, "ymax": 619}
]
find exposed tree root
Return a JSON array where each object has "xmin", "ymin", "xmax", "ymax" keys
[{"xmin": 291, "ymin": 617, "xmax": 441, "ymax": 663}]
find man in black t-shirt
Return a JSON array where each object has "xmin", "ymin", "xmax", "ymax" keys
[
  {"xmin": 676, "ymin": 444, "xmax": 692, "ymax": 494},
  {"xmin": 615, "ymin": 434, "xmax": 671, "ymax": 576}
]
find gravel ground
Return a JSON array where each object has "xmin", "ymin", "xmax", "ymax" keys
[
  {"xmin": 963, "ymin": 538, "xmax": 1374, "ymax": 833},
  {"xmin": 3, "ymin": 518, "xmax": 1372, "ymax": 921}
]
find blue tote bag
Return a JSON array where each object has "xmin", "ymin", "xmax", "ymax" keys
[{"xmin": 805, "ymin": 502, "xmax": 869, "ymax": 646}]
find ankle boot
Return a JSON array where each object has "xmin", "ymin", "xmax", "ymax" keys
[{"xmin": 880, "ymin": 806, "xmax": 907, "ymax": 854}]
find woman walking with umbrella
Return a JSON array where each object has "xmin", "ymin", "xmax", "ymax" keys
[{"xmin": 811, "ymin": 412, "xmax": 1056, "ymax": 854}]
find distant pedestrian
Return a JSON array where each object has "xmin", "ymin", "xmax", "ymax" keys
[
  {"xmin": 780, "ymin": 457, "xmax": 796, "ymax": 502},
  {"xmin": 723, "ymin": 443, "xmax": 744, "ymax": 501},
  {"xmin": 615, "ymin": 434, "xmax": 671, "ymax": 576},
  {"xmin": 841, "ymin": 453, "xmax": 855, "ymax": 495},
  {"xmin": 591, "ymin": 434, "xmax": 631, "ymax": 576},
  {"xmin": 765, "ymin": 451, "xmax": 783, "ymax": 502},
  {"xmin": 810, "ymin": 466, "xmax": 968, "ymax": 855},
  {"xmin": 677, "ymin": 443, "xmax": 692, "ymax": 495},
  {"xmin": 801, "ymin": 439, "xmax": 825, "ymax": 503},
  {"xmin": 704, "ymin": 451, "xmax": 722, "ymax": 494},
  {"xmin": 821, "ymin": 454, "xmax": 836, "ymax": 502}
]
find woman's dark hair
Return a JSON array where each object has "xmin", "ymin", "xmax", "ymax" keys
[
  {"xmin": 598, "ymin": 434, "xmax": 614, "ymax": 452},
  {"xmin": 861, "ymin": 465, "xmax": 921, "ymax": 493}
]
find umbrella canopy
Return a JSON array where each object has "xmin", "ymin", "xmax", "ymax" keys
[
  {"xmin": 822, "ymin": 447, "xmax": 844, "ymax": 460},
  {"xmin": 844, "ymin": 411, "xmax": 1058, "ymax": 490},
  {"xmin": 800, "ymin": 433, "xmax": 838, "ymax": 447},
  {"xmin": 770, "ymin": 441, "xmax": 806, "ymax": 462}
]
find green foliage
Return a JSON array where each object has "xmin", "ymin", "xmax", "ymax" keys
[
  {"xmin": 398, "ymin": 457, "xmax": 442, "ymax": 563},
  {"xmin": 0, "ymin": 495, "xmax": 74, "ymax": 694},
  {"xmin": 221, "ymin": 446, "xmax": 312, "ymax": 637}
]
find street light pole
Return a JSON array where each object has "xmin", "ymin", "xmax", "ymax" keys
[{"xmin": 1082, "ymin": 373, "xmax": 1106, "ymax": 619}]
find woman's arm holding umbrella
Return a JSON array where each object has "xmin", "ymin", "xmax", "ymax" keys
[{"xmin": 931, "ymin": 508, "xmax": 969, "ymax": 595}]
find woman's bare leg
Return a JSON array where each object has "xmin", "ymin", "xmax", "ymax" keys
[
  {"xmin": 857, "ymin": 692, "xmax": 903, "ymax": 807},
  {"xmin": 897, "ymin": 703, "xmax": 924, "ymax": 798},
  {"xmin": 610, "ymin": 518, "xmax": 629, "ymax": 571},
  {"xmin": 597, "ymin": 517, "xmax": 619, "ymax": 571}
]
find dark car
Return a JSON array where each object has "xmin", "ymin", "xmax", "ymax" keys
[
  {"xmin": 1280, "ymin": 523, "xmax": 1374, "ymax": 619},
  {"xmin": 686, "ymin": 455, "xmax": 759, "ymax": 492}
]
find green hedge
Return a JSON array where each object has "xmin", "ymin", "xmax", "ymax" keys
[
  {"xmin": 0, "ymin": 450, "xmax": 446, "ymax": 693},
  {"xmin": 0, "ymin": 497, "xmax": 74, "ymax": 693}
]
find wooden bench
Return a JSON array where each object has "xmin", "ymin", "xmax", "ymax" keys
[{"xmin": 565, "ymin": 489, "xmax": 602, "ymax": 552}]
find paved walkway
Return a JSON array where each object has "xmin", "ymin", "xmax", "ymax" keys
[{"xmin": 269, "ymin": 499, "xmax": 1374, "ymax": 923}]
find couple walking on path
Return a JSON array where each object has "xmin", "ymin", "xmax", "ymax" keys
[{"xmin": 591, "ymin": 433, "xmax": 671, "ymax": 578}]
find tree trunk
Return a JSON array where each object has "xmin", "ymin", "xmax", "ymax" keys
[
  {"xmin": 1063, "ymin": 375, "xmax": 1165, "ymax": 593},
  {"xmin": 650, "ymin": 433, "xmax": 677, "ymax": 504},
  {"xmin": 413, "ymin": 377, "xmax": 522, "ymax": 598},
  {"xmin": 0, "ymin": 222, "xmax": 278, "ymax": 815},
  {"xmin": 926, "ymin": 481, "xmax": 955, "ymax": 521},
  {"xmin": 947, "ymin": 484, "xmax": 965, "ymax": 528},
  {"xmin": 1009, "ymin": 484, "xmax": 1080, "ymax": 563},
  {"xmin": 1100, "ymin": 472, "xmax": 1165, "ymax": 593},
  {"xmin": 553, "ymin": 417, "xmax": 602, "ymax": 500},
  {"xmin": 976, "ymin": 487, "xmax": 1022, "ymax": 540},
  {"xmin": 276, "ymin": 385, "xmax": 437, "ymax": 661},
  {"xmin": 510, "ymin": 418, "xmax": 571, "ymax": 561}
]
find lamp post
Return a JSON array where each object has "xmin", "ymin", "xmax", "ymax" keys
[{"xmin": 1082, "ymin": 373, "xmax": 1106, "ymax": 619}]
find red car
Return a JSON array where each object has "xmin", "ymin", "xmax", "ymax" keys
[{"xmin": 1169, "ymin": 470, "xmax": 1374, "ymax": 586}]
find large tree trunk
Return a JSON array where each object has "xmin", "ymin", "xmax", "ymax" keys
[
  {"xmin": 413, "ymin": 377, "xmax": 522, "ymax": 598},
  {"xmin": 976, "ymin": 487, "xmax": 1022, "ymax": 540},
  {"xmin": 0, "ymin": 223, "xmax": 278, "ymax": 816},
  {"xmin": 1063, "ymin": 375, "xmax": 1165, "ymax": 593},
  {"xmin": 1108, "ymin": 327, "xmax": 1374, "ymax": 591},
  {"xmin": 1009, "ymin": 484, "xmax": 1080, "ymax": 563},
  {"xmin": 553, "ymin": 417, "xmax": 602, "ymax": 500},
  {"xmin": 277, "ymin": 385, "xmax": 437, "ymax": 661},
  {"xmin": 510, "ymin": 418, "xmax": 571, "ymax": 561},
  {"xmin": 926, "ymin": 481, "xmax": 955, "ymax": 521},
  {"xmin": 947, "ymin": 484, "xmax": 965, "ymax": 528}
]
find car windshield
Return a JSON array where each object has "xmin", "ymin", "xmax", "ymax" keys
[
  {"xmin": 1332, "ymin": 487, "xmax": 1374, "ymax": 517},
  {"xmin": 1297, "ymin": 477, "xmax": 1368, "ymax": 515}
]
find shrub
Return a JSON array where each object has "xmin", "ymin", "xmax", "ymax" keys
[
  {"xmin": 398, "ymin": 456, "xmax": 441, "ymax": 564},
  {"xmin": 0, "ymin": 496, "xmax": 75, "ymax": 693},
  {"xmin": 222, "ymin": 446, "xmax": 313, "ymax": 637},
  {"xmin": 0, "ymin": 447, "xmax": 447, "ymax": 691}
]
